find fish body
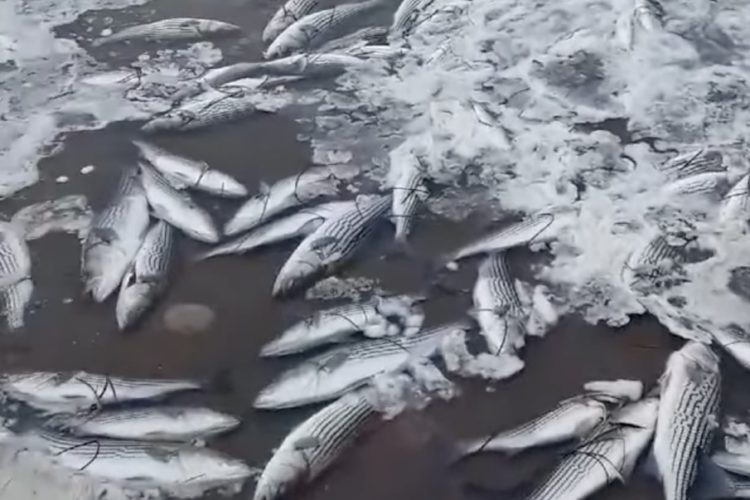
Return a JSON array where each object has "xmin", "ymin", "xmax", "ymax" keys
[
  {"xmin": 0, "ymin": 277, "xmax": 33, "ymax": 330},
  {"xmin": 82, "ymin": 169, "xmax": 150, "ymax": 302},
  {"xmin": 0, "ymin": 371, "xmax": 201, "ymax": 411},
  {"xmin": 526, "ymin": 395, "xmax": 659, "ymax": 500},
  {"xmin": 712, "ymin": 326, "xmax": 750, "ymax": 372},
  {"xmin": 199, "ymin": 201, "xmax": 353, "ymax": 261},
  {"xmin": 658, "ymin": 149, "xmax": 724, "ymax": 181},
  {"xmin": 263, "ymin": 0, "xmax": 320, "ymax": 45},
  {"xmin": 0, "ymin": 221, "xmax": 31, "ymax": 288},
  {"xmin": 458, "ymin": 395, "xmax": 607, "ymax": 457},
  {"xmin": 445, "ymin": 209, "xmax": 577, "ymax": 266},
  {"xmin": 254, "ymin": 392, "xmax": 376, "ymax": 500},
  {"xmin": 224, "ymin": 167, "xmax": 343, "ymax": 236},
  {"xmin": 142, "ymin": 87, "xmax": 271, "ymax": 133},
  {"xmin": 116, "ymin": 220, "xmax": 174, "ymax": 330},
  {"xmin": 653, "ymin": 341, "xmax": 721, "ymax": 500},
  {"xmin": 93, "ymin": 18, "xmax": 240, "ymax": 46},
  {"xmin": 472, "ymin": 252, "xmax": 526, "ymax": 355},
  {"xmin": 254, "ymin": 320, "xmax": 470, "ymax": 409},
  {"xmin": 662, "ymin": 172, "xmax": 728, "ymax": 197},
  {"xmin": 260, "ymin": 294, "xmax": 421, "ymax": 357},
  {"xmin": 139, "ymin": 163, "xmax": 219, "ymax": 243},
  {"xmin": 264, "ymin": 0, "xmax": 386, "ymax": 59},
  {"xmin": 390, "ymin": 150, "xmax": 428, "ymax": 242},
  {"xmin": 622, "ymin": 234, "xmax": 685, "ymax": 293},
  {"xmin": 390, "ymin": 0, "xmax": 435, "ymax": 37},
  {"xmin": 720, "ymin": 174, "xmax": 750, "ymax": 223},
  {"xmin": 51, "ymin": 406, "xmax": 239, "ymax": 441},
  {"xmin": 20, "ymin": 430, "xmax": 250, "ymax": 491},
  {"xmin": 134, "ymin": 140, "xmax": 247, "ymax": 198},
  {"xmin": 272, "ymin": 194, "xmax": 391, "ymax": 297}
]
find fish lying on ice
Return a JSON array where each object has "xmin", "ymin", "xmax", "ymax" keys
[
  {"xmin": 472, "ymin": 252, "xmax": 526, "ymax": 355},
  {"xmin": 254, "ymin": 392, "xmax": 377, "ymax": 500},
  {"xmin": 142, "ymin": 86, "xmax": 277, "ymax": 133},
  {"xmin": 199, "ymin": 201, "xmax": 354, "ymax": 261},
  {"xmin": 254, "ymin": 320, "xmax": 471, "ymax": 409},
  {"xmin": 262, "ymin": 0, "xmax": 321, "ymax": 45},
  {"xmin": 81, "ymin": 169, "xmax": 150, "ymax": 302},
  {"xmin": 719, "ymin": 174, "xmax": 750, "ymax": 223},
  {"xmin": 316, "ymin": 26, "xmax": 388, "ymax": 53},
  {"xmin": 16, "ymin": 428, "xmax": 250, "ymax": 494},
  {"xmin": 662, "ymin": 172, "xmax": 728, "ymax": 197},
  {"xmin": 224, "ymin": 166, "xmax": 347, "ymax": 236},
  {"xmin": 259, "ymin": 294, "xmax": 424, "ymax": 357},
  {"xmin": 390, "ymin": 0, "xmax": 436, "ymax": 38},
  {"xmin": 0, "ymin": 370, "xmax": 201, "ymax": 411},
  {"xmin": 139, "ymin": 162, "xmax": 219, "ymax": 243},
  {"xmin": 134, "ymin": 140, "xmax": 247, "ymax": 198},
  {"xmin": 0, "ymin": 221, "xmax": 33, "ymax": 330},
  {"xmin": 456, "ymin": 393, "xmax": 609, "ymax": 458},
  {"xmin": 92, "ymin": 18, "xmax": 241, "ymax": 46},
  {"xmin": 525, "ymin": 393, "xmax": 659, "ymax": 500},
  {"xmin": 389, "ymin": 148, "xmax": 428, "ymax": 243},
  {"xmin": 49, "ymin": 406, "xmax": 240, "ymax": 441},
  {"xmin": 443, "ymin": 209, "xmax": 578, "ymax": 267},
  {"xmin": 272, "ymin": 194, "xmax": 391, "ymax": 297},
  {"xmin": 116, "ymin": 220, "xmax": 174, "ymax": 330},
  {"xmin": 653, "ymin": 341, "xmax": 721, "ymax": 500},
  {"xmin": 264, "ymin": 0, "xmax": 388, "ymax": 59}
]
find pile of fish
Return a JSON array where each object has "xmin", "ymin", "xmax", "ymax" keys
[{"xmin": 0, "ymin": 371, "xmax": 249, "ymax": 498}]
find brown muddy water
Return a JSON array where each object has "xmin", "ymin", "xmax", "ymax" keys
[{"xmin": 2, "ymin": 1, "xmax": 749, "ymax": 499}]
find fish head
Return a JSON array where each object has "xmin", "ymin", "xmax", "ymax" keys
[
  {"xmin": 668, "ymin": 341, "xmax": 720, "ymax": 378},
  {"xmin": 116, "ymin": 281, "xmax": 158, "ymax": 330},
  {"xmin": 224, "ymin": 197, "xmax": 268, "ymax": 236},
  {"xmin": 172, "ymin": 407, "xmax": 241, "ymax": 434},
  {"xmin": 82, "ymin": 245, "xmax": 128, "ymax": 303},
  {"xmin": 261, "ymin": 16, "xmax": 287, "ymax": 45},
  {"xmin": 271, "ymin": 255, "xmax": 321, "ymax": 297},
  {"xmin": 253, "ymin": 450, "xmax": 307, "ymax": 500},
  {"xmin": 259, "ymin": 321, "xmax": 309, "ymax": 357},
  {"xmin": 201, "ymin": 171, "xmax": 248, "ymax": 198},
  {"xmin": 253, "ymin": 364, "xmax": 325, "ymax": 409}
]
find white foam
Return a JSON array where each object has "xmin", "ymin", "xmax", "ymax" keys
[
  {"xmin": 439, "ymin": 330, "xmax": 525, "ymax": 381},
  {"xmin": 297, "ymin": 0, "xmax": 750, "ymax": 339}
]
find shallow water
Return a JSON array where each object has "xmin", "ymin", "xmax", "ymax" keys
[{"xmin": 3, "ymin": 0, "xmax": 750, "ymax": 499}]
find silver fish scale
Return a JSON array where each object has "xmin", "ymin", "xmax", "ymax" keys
[
  {"xmin": 391, "ymin": 0, "xmax": 436, "ymax": 36},
  {"xmin": 313, "ymin": 195, "xmax": 391, "ymax": 261},
  {"xmin": 666, "ymin": 372, "xmax": 720, "ymax": 499},
  {"xmin": 305, "ymin": 395, "xmax": 375, "ymax": 468},
  {"xmin": 498, "ymin": 396, "xmax": 591, "ymax": 440},
  {"xmin": 0, "ymin": 278, "xmax": 33, "ymax": 329},
  {"xmin": 265, "ymin": 0, "xmax": 321, "ymax": 38},
  {"xmin": 0, "ymin": 224, "xmax": 30, "ymax": 287},
  {"xmin": 527, "ymin": 437, "xmax": 615, "ymax": 500},
  {"xmin": 481, "ymin": 253, "xmax": 524, "ymax": 314},
  {"xmin": 136, "ymin": 222, "xmax": 173, "ymax": 279},
  {"xmin": 658, "ymin": 149, "xmax": 724, "ymax": 180},
  {"xmin": 92, "ymin": 170, "xmax": 142, "ymax": 230}
]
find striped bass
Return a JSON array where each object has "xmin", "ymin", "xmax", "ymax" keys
[
  {"xmin": 472, "ymin": 252, "xmax": 526, "ymax": 355},
  {"xmin": 116, "ymin": 220, "xmax": 174, "ymax": 330},
  {"xmin": 224, "ymin": 167, "xmax": 345, "ymax": 236},
  {"xmin": 142, "ymin": 87, "xmax": 274, "ymax": 133},
  {"xmin": 712, "ymin": 325, "xmax": 750, "ymax": 372},
  {"xmin": 622, "ymin": 234, "xmax": 686, "ymax": 294},
  {"xmin": 456, "ymin": 394, "xmax": 608, "ymax": 457},
  {"xmin": 662, "ymin": 172, "xmax": 728, "ymax": 197},
  {"xmin": 316, "ymin": 26, "xmax": 389, "ymax": 53},
  {"xmin": 263, "ymin": 0, "xmax": 321, "ymax": 45},
  {"xmin": 198, "ymin": 201, "xmax": 354, "ymax": 261},
  {"xmin": 272, "ymin": 194, "xmax": 391, "ymax": 297},
  {"xmin": 50, "ymin": 406, "xmax": 240, "ymax": 441},
  {"xmin": 81, "ymin": 169, "xmax": 150, "ymax": 302},
  {"xmin": 0, "ymin": 221, "xmax": 31, "ymax": 288},
  {"xmin": 140, "ymin": 162, "xmax": 219, "ymax": 243},
  {"xmin": 134, "ymin": 140, "xmax": 247, "ymax": 198},
  {"xmin": 0, "ymin": 371, "xmax": 201, "ymax": 411},
  {"xmin": 653, "ymin": 341, "xmax": 721, "ymax": 500},
  {"xmin": 259, "ymin": 294, "xmax": 424, "ymax": 357},
  {"xmin": 254, "ymin": 320, "xmax": 470, "ymax": 409},
  {"xmin": 719, "ymin": 174, "xmax": 750, "ymax": 223},
  {"xmin": 18, "ymin": 429, "xmax": 250, "ymax": 492},
  {"xmin": 390, "ymin": 0, "xmax": 435, "ymax": 37},
  {"xmin": 0, "ymin": 277, "xmax": 33, "ymax": 330},
  {"xmin": 389, "ymin": 148, "xmax": 428, "ymax": 243},
  {"xmin": 444, "ymin": 209, "xmax": 578, "ymax": 267},
  {"xmin": 658, "ymin": 149, "xmax": 724, "ymax": 181},
  {"xmin": 633, "ymin": 0, "xmax": 665, "ymax": 31},
  {"xmin": 526, "ymin": 394, "xmax": 659, "ymax": 500},
  {"xmin": 254, "ymin": 392, "xmax": 377, "ymax": 500},
  {"xmin": 92, "ymin": 18, "xmax": 241, "ymax": 46},
  {"xmin": 264, "ymin": 0, "xmax": 387, "ymax": 59}
]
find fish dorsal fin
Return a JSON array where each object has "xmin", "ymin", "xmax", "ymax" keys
[{"xmin": 293, "ymin": 436, "xmax": 321, "ymax": 451}]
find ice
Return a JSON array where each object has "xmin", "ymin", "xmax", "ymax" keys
[{"xmin": 440, "ymin": 330, "xmax": 525, "ymax": 381}]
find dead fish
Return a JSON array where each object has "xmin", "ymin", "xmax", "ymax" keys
[
  {"xmin": 254, "ymin": 320, "xmax": 469, "ymax": 409},
  {"xmin": 272, "ymin": 194, "xmax": 391, "ymax": 297},
  {"xmin": 390, "ymin": 0, "xmax": 436, "ymax": 37},
  {"xmin": 81, "ymin": 169, "xmax": 150, "ymax": 302},
  {"xmin": 133, "ymin": 140, "xmax": 247, "ymax": 198},
  {"xmin": 116, "ymin": 221, "xmax": 174, "ymax": 330},
  {"xmin": 50, "ymin": 406, "xmax": 239, "ymax": 441},
  {"xmin": 316, "ymin": 26, "xmax": 389, "ymax": 53},
  {"xmin": 139, "ymin": 163, "xmax": 219, "ymax": 243},
  {"xmin": 658, "ymin": 149, "xmax": 724, "ymax": 181},
  {"xmin": 92, "ymin": 18, "xmax": 241, "ymax": 46},
  {"xmin": 712, "ymin": 325, "xmax": 750, "ymax": 373},
  {"xmin": 444, "ymin": 209, "xmax": 577, "ymax": 267},
  {"xmin": 254, "ymin": 392, "xmax": 377, "ymax": 500},
  {"xmin": 621, "ymin": 234, "xmax": 686, "ymax": 294},
  {"xmin": 389, "ymin": 148, "xmax": 428, "ymax": 243},
  {"xmin": 719, "ymin": 174, "xmax": 750, "ymax": 223},
  {"xmin": 264, "ymin": 0, "xmax": 388, "ymax": 59},
  {"xmin": 224, "ymin": 167, "xmax": 347, "ymax": 236},
  {"xmin": 472, "ymin": 252, "xmax": 526, "ymax": 355},
  {"xmin": 263, "ymin": 0, "xmax": 321, "ymax": 45},
  {"xmin": 0, "ymin": 221, "xmax": 31, "ymax": 289},
  {"xmin": 0, "ymin": 370, "xmax": 201, "ymax": 411},
  {"xmin": 198, "ymin": 201, "xmax": 354, "ymax": 260},
  {"xmin": 0, "ymin": 278, "xmax": 33, "ymax": 330}
]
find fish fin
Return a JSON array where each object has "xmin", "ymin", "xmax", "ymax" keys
[
  {"xmin": 293, "ymin": 436, "xmax": 321, "ymax": 450},
  {"xmin": 691, "ymin": 455, "xmax": 736, "ymax": 500}
]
